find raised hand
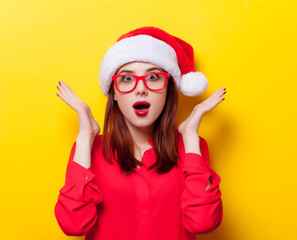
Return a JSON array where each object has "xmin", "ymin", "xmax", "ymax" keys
[
  {"xmin": 56, "ymin": 81, "xmax": 100, "ymax": 138},
  {"xmin": 178, "ymin": 87, "xmax": 226, "ymax": 136}
]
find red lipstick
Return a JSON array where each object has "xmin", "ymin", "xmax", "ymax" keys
[{"xmin": 133, "ymin": 101, "xmax": 150, "ymax": 117}]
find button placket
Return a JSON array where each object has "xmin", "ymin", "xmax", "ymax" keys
[{"xmin": 135, "ymin": 171, "xmax": 152, "ymax": 240}]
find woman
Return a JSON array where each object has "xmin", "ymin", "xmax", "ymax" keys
[{"xmin": 55, "ymin": 26, "xmax": 226, "ymax": 240}]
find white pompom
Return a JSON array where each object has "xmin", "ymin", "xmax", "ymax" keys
[{"xmin": 179, "ymin": 72, "xmax": 208, "ymax": 96}]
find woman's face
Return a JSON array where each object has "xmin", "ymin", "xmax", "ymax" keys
[{"xmin": 113, "ymin": 61, "xmax": 169, "ymax": 133}]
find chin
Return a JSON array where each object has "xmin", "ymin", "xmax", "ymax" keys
[
  {"xmin": 133, "ymin": 120, "xmax": 155, "ymax": 129},
  {"xmin": 126, "ymin": 116, "xmax": 157, "ymax": 130}
]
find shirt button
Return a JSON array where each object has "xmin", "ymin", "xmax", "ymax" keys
[{"xmin": 85, "ymin": 176, "xmax": 89, "ymax": 180}]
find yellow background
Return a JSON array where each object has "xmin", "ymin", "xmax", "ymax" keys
[{"xmin": 0, "ymin": 0, "xmax": 296, "ymax": 239}]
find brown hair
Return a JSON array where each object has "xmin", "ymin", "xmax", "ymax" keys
[{"xmin": 102, "ymin": 77, "xmax": 179, "ymax": 175}]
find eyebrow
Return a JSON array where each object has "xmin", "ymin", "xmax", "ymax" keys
[{"xmin": 118, "ymin": 67, "xmax": 164, "ymax": 75}]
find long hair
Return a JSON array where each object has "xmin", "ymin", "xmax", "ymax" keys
[{"xmin": 102, "ymin": 76, "xmax": 179, "ymax": 175}]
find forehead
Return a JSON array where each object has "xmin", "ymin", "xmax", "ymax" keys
[{"xmin": 116, "ymin": 61, "xmax": 163, "ymax": 73}]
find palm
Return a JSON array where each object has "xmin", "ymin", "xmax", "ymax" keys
[
  {"xmin": 57, "ymin": 81, "xmax": 100, "ymax": 137},
  {"xmin": 178, "ymin": 87, "xmax": 226, "ymax": 134}
]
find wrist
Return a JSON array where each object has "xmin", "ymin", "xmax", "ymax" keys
[
  {"xmin": 182, "ymin": 133, "xmax": 199, "ymax": 143},
  {"xmin": 180, "ymin": 131, "xmax": 199, "ymax": 139},
  {"xmin": 74, "ymin": 134, "xmax": 93, "ymax": 169},
  {"xmin": 181, "ymin": 133, "xmax": 201, "ymax": 154},
  {"xmin": 76, "ymin": 132, "xmax": 96, "ymax": 144}
]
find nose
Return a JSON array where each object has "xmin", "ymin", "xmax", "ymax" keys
[{"xmin": 135, "ymin": 79, "xmax": 148, "ymax": 96}]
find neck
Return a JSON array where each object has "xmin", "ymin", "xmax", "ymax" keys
[{"xmin": 126, "ymin": 122, "xmax": 154, "ymax": 147}]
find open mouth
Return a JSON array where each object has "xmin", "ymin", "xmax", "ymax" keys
[
  {"xmin": 133, "ymin": 101, "xmax": 150, "ymax": 116},
  {"xmin": 133, "ymin": 101, "xmax": 150, "ymax": 110}
]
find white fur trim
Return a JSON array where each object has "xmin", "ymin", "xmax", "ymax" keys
[
  {"xmin": 180, "ymin": 72, "xmax": 208, "ymax": 96},
  {"xmin": 99, "ymin": 35, "xmax": 181, "ymax": 96}
]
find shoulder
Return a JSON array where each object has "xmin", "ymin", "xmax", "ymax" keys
[
  {"xmin": 92, "ymin": 134, "xmax": 103, "ymax": 152},
  {"xmin": 93, "ymin": 134, "xmax": 103, "ymax": 145}
]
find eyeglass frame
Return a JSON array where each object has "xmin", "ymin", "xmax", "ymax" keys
[{"xmin": 112, "ymin": 72, "xmax": 170, "ymax": 93}]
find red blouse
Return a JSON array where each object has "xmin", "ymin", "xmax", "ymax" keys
[{"xmin": 54, "ymin": 132, "xmax": 222, "ymax": 240}]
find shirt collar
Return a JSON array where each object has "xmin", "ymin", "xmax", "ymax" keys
[{"xmin": 148, "ymin": 135, "xmax": 153, "ymax": 146}]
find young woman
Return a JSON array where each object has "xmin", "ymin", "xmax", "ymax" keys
[{"xmin": 55, "ymin": 26, "xmax": 226, "ymax": 240}]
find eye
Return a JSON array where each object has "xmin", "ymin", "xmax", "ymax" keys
[
  {"xmin": 148, "ymin": 74, "xmax": 159, "ymax": 80},
  {"xmin": 121, "ymin": 75, "xmax": 134, "ymax": 82}
]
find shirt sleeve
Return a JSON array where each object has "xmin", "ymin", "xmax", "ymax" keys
[
  {"xmin": 180, "ymin": 135, "xmax": 223, "ymax": 234},
  {"xmin": 54, "ymin": 140, "xmax": 103, "ymax": 236}
]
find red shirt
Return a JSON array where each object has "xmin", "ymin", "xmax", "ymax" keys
[{"xmin": 54, "ymin": 132, "xmax": 222, "ymax": 240}]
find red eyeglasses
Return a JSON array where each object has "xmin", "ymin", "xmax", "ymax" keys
[{"xmin": 112, "ymin": 72, "xmax": 169, "ymax": 93}]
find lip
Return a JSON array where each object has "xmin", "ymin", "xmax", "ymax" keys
[
  {"xmin": 133, "ymin": 101, "xmax": 150, "ymax": 117},
  {"xmin": 134, "ymin": 108, "xmax": 149, "ymax": 116},
  {"xmin": 133, "ymin": 101, "xmax": 150, "ymax": 108}
]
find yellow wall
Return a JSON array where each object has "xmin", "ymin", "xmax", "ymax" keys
[{"xmin": 0, "ymin": 0, "xmax": 296, "ymax": 239}]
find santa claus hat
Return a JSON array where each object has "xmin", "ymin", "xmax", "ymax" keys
[{"xmin": 99, "ymin": 26, "xmax": 208, "ymax": 96}]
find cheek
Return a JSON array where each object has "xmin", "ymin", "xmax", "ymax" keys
[
  {"xmin": 153, "ymin": 94, "xmax": 167, "ymax": 115},
  {"xmin": 115, "ymin": 95, "xmax": 133, "ymax": 119},
  {"xmin": 116, "ymin": 96, "xmax": 128, "ymax": 110}
]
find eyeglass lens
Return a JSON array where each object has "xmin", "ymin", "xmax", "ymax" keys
[{"xmin": 116, "ymin": 73, "xmax": 166, "ymax": 92}]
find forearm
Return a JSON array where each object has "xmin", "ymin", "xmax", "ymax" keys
[
  {"xmin": 55, "ymin": 142, "xmax": 102, "ymax": 235},
  {"xmin": 73, "ymin": 133, "xmax": 94, "ymax": 169},
  {"xmin": 181, "ymin": 132, "xmax": 201, "ymax": 155},
  {"xmin": 181, "ymin": 133, "xmax": 212, "ymax": 190}
]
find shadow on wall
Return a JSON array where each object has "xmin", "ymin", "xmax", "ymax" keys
[
  {"xmin": 177, "ymin": 90, "xmax": 235, "ymax": 163},
  {"xmin": 178, "ymin": 93, "xmax": 238, "ymax": 240},
  {"xmin": 195, "ymin": 220, "xmax": 238, "ymax": 240}
]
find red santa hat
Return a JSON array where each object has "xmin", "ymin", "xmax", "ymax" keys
[{"xmin": 99, "ymin": 26, "xmax": 208, "ymax": 96}]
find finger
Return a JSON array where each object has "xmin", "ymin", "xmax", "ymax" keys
[
  {"xmin": 207, "ymin": 89, "xmax": 226, "ymax": 104},
  {"xmin": 210, "ymin": 95, "xmax": 225, "ymax": 105},
  {"xmin": 56, "ymin": 91, "xmax": 72, "ymax": 106},
  {"xmin": 58, "ymin": 81, "xmax": 79, "ymax": 102},
  {"xmin": 57, "ymin": 81, "xmax": 72, "ymax": 99},
  {"xmin": 65, "ymin": 85, "xmax": 84, "ymax": 103},
  {"xmin": 57, "ymin": 83, "xmax": 78, "ymax": 106},
  {"xmin": 199, "ymin": 97, "xmax": 224, "ymax": 113},
  {"xmin": 62, "ymin": 82, "xmax": 86, "ymax": 104},
  {"xmin": 211, "ymin": 87, "xmax": 226, "ymax": 99},
  {"xmin": 199, "ymin": 93, "xmax": 226, "ymax": 113},
  {"xmin": 56, "ymin": 91, "xmax": 79, "ymax": 111},
  {"xmin": 59, "ymin": 81, "xmax": 80, "ymax": 98},
  {"xmin": 57, "ymin": 85, "xmax": 75, "ymax": 106},
  {"xmin": 212, "ymin": 90, "xmax": 226, "ymax": 102},
  {"xmin": 212, "ymin": 96, "xmax": 225, "ymax": 106}
]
